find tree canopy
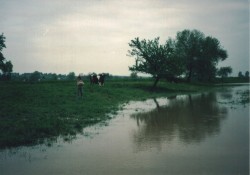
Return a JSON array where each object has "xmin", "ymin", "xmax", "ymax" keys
[
  {"xmin": 128, "ymin": 37, "xmax": 184, "ymax": 89},
  {"xmin": 245, "ymin": 71, "xmax": 249, "ymax": 77},
  {"xmin": 128, "ymin": 29, "xmax": 230, "ymax": 89},
  {"xmin": 175, "ymin": 29, "xmax": 228, "ymax": 82},
  {"xmin": 0, "ymin": 33, "xmax": 13, "ymax": 80},
  {"xmin": 217, "ymin": 66, "xmax": 232, "ymax": 79}
]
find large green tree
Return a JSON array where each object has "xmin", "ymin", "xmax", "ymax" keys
[
  {"xmin": 217, "ymin": 66, "xmax": 232, "ymax": 82},
  {"xmin": 175, "ymin": 29, "xmax": 204, "ymax": 82},
  {"xmin": 128, "ymin": 37, "xmax": 184, "ymax": 90},
  {"xmin": 0, "ymin": 33, "xmax": 13, "ymax": 80},
  {"xmin": 175, "ymin": 29, "xmax": 227, "ymax": 82}
]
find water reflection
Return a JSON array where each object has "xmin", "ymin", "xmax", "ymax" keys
[
  {"xmin": 218, "ymin": 88, "xmax": 233, "ymax": 100},
  {"xmin": 0, "ymin": 86, "xmax": 248, "ymax": 175},
  {"xmin": 131, "ymin": 92, "xmax": 228, "ymax": 151}
]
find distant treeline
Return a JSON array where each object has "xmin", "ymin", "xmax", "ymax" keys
[
  {"xmin": 1, "ymin": 70, "xmax": 249, "ymax": 83},
  {"xmin": 1, "ymin": 71, "xmax": 148, "ymax": 82}
]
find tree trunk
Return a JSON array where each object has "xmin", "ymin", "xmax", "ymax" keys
[
  {"xmin": 151, "ymin": 76, "xmax": 160, "ymax": 91},
  {"xmin": 186, "ymin": 67, "xmax": 193, "ymax": 83}
]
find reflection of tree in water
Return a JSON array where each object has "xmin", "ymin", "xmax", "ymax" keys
[
  {"xmin": 218, "ymin": 88, "xmax": 233, "ymax": 101},
  {"xmin": 130, "ymin": 92, "xmax": 228, "ymax": 151},
  {"xmin": 218, "ymin": 86, "xmax": 249, "ymax": 106}
]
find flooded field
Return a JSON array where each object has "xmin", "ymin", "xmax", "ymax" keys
[{"xmin": 0, "ymin": 84, "xmax": 249, "ymax": 175}]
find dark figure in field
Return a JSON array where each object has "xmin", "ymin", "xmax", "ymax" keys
[
  {"xmin": 98, "ymin": 73, "xmax": 105, "ymax": 86},
  {"xmin": 90, "ymin": 74, "xmax": 99, "ymax": 84},
  {"xmin": 77, "ymin": 75, "xmax": 84, "ymax": 97}
]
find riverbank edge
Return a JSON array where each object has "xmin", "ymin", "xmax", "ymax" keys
[{"xmin": 0, "ymin": 80, "xmax": 245, "ymax": 149}]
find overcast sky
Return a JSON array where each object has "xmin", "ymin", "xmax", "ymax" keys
[{"xmin": 0, "ymin": 0, "xmax": 249, "ymax": 76}]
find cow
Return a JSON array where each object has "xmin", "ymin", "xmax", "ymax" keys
[
  {"xmin": 89, "ymin": 73, "xmax": 99, "ymax": 85},
  {"xmin": 98, "ymin": 73, "xmax": 106, "ymax": 86}
]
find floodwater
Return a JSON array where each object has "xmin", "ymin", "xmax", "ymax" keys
[{"xmin": 0, "ymin": 84, "xmax": 249, "ymax": 175}]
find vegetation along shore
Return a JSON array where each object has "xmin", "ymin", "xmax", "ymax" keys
[
  {"xmin": 0, "ymin": 77, "xmax": 249, "ymax": 149},
  {"xmin": 0, "ymin": 78, "xmax": 216, "ymax": 149}
]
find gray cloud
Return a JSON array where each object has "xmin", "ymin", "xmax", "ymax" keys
[{"xmin": 0, "ymin": 0, "xmax": 248, "ymax": 75}]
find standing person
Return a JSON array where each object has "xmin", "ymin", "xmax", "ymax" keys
[{"xmin": 76, "ymin": 75, "xmax": 84, "ymax": 98}]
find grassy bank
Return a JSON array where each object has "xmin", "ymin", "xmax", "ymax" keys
[{"xmin": 0, "ymin": 79, "xmax": 214, "ymax": 148}]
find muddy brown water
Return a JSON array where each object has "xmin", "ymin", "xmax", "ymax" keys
[{"xmin": 0, "ymin": 84, "xmax": 249, "ymax": 175}]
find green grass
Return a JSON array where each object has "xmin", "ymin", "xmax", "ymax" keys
[{"xmin": 0, "ymin": 79, "xmax": 213, "ymax": 148}]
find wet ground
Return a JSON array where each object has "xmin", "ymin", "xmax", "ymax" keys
[{"xmin": 0, "ymin": 84, "xmax": 249, "ymax": 175}]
